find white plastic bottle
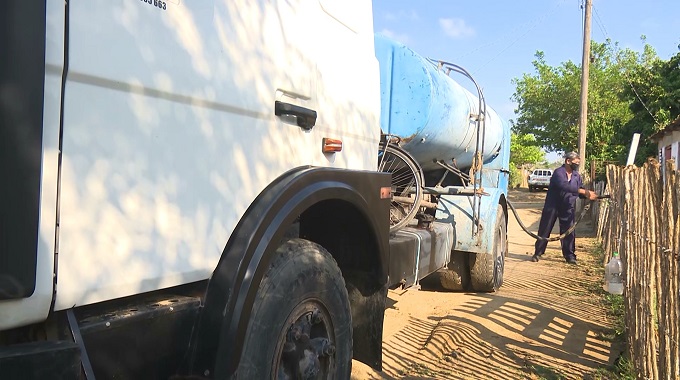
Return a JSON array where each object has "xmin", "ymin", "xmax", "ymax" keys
[{"xmin": 605, "ymin": 252, "xmax": 624, "ymax": 295}]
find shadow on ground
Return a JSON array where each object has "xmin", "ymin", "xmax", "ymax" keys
[{"xmin": 368, "ymin": 189, "xmax": 620, "ymax": 380}]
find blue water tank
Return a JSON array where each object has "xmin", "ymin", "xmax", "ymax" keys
[{"xmin": 375, "ymin": 34, "xmax": 505, "ymax": 171}]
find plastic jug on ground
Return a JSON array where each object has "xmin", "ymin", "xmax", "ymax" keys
[{"xmin": 604, "ymin": 252, "xmax": 624, "ymax": 295}]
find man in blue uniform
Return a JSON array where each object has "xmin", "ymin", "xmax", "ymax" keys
[{"xmin": 531, "ymin": 152, "xmax": 598, "ymax": 264}]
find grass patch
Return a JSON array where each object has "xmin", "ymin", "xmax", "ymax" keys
[
  {"xmin": 402, "ymin": 362, "xmax": 438, "ymax": 378},
  {"xmin": 590, "ymin": 357, "xmax": 635, "ymax": 380},
  {"xmin": 604, "ymin": 292, "xmax": 626, "ymax": 338},
  {"xmin": 523, "ymin": 363, "xmax": 568, "ymax": 379}
]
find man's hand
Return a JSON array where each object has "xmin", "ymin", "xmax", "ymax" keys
[{"xmin": 579, "ymin": 188, "xmax": 599, "ymax": 200}]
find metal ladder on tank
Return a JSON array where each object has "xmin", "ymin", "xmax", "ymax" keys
[{"xmin": 429, "ymin": 59, "xmax": 488, "ymax": 239}]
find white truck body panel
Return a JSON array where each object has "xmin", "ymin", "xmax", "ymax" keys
[
  {"xmin": 54, "ymin": 0, "xmax": 380, "ymax": 309},
  {"xmin": 2, "ymin": 0, "xmax": 381, "ymax": 326}
]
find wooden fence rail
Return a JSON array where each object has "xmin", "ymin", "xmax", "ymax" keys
[{"xmin": 594, "ymin": 159, "xmax": 679, "ymax": 379}]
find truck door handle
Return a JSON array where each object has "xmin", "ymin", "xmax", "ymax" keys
[{"xmin": 275, "ymin": 101, "xmax": 317, "ymax": 131}]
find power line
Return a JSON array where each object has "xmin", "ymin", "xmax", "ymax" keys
[{"xmin": 591, "ymin": 5, "xmax": 660, "ymax": 126}]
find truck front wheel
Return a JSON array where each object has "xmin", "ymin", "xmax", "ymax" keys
[
  {"xmin": 237, "ymin": 238, "xmax": 352, "ymax": 379},
  {"xmin": 469, "ymin": 205, "xmax": 506, "ymax": 292}
]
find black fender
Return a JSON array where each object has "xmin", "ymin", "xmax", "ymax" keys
[{"xmin": 190, "ymin": 166, "xmax": 391, "ymax": 378}]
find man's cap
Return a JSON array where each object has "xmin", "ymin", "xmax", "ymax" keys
[{"xmin": 564, "ymin": 151, "xmax": 580, "ymax": 160}]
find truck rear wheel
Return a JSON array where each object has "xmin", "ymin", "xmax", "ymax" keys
[
  {"xmin": 438, "ymin": 251, "xmax": 469, "ymax": 291},
  {"xmin": 237, "ymin": 239, "xmax": 352, "ymax": 379},
  {"xmin": 469, "ymin": 205, "xmax": 506, "ymax": 292}
]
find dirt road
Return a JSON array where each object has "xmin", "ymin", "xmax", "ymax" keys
[{"xmin": 352, "ymin": 188, "xmax": 620, "ymax": 379}]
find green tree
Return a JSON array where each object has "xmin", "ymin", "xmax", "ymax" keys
[
  {"xmin": 617, "ymin": 44, "xmax": 680, "ymax": 164},
  {"xmin": 511, "ymin": 51, "xmax": 581, "ymax": 154},
  {"xmin": 511, "ymin": 40, "xmax": 657, "ymax": 164},
  {"xmin": 508, "ymin": 133, "xmax": 544, "ymax": 188},
  {"xmin": 510, "ymin": 133, "xmax": 544, "ymax": 166}
]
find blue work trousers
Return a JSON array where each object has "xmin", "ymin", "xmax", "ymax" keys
[{"xmin": 534, "ymin": 206, "xmax": 576, "ymax": 260}]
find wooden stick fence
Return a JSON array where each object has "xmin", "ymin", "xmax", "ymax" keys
[{"xmin": 594, "ymin": 159, "xmax": 679, "ymax": 379}]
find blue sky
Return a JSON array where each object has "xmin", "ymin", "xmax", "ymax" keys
[{"xmin": 372, "ymin": 0, "xmax": 680, "ymax": 133}]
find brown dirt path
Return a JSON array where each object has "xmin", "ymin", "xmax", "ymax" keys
[{"xmin": 352, "ymin": 188, "xmax": 621, "ymax": 380}]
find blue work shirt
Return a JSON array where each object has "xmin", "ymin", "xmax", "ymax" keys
[{"xmin": 544, "ymin": 165, "xmax": 582, "ymax": 211}]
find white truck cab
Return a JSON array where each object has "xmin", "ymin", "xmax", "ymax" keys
[{"xmin": 1, "ymin": 1, "xmax": 391, "ymax": 378}]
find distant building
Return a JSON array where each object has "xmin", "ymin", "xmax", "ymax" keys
[{"xmin": 650, "ymin": 116, "xmax": 680, "ymax": 171}]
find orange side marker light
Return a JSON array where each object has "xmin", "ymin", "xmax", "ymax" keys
[
  {"xmin": 380, "ymin": 187, "xmax": 391, "ymax": 199},
  {"xmin": 322, "ymin": 138, "xmax": 342, "ymax": 153}
]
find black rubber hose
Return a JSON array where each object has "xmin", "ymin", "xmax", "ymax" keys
[{"xmin": 507, "ymin": 198, "xmax": 598, "ymax": 242}]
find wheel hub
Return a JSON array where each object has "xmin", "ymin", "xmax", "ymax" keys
[{"xmin": 276, "ymin": 304, "xmax": 335, "ymax": 380}]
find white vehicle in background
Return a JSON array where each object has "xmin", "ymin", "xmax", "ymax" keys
[{"xmin": 528, "ymin": 169, "xmax": 553, "ymax": 191}]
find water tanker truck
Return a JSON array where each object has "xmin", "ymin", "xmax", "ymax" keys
[
  {"xmin": 1, "ymin": 2, "xmax": 508, "ymax": 378},
  {"xmin": 376, "ymin": 34, "xmax": 510, "ymax": 293}
]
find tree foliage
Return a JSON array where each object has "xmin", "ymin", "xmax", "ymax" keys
[
  {"xmin": 511, "ymin": 39, "xmax": 680, "ymax": 165},
  {"xmin": 508, "ymin": 133, "xmax": 545, "ymax": 188},
  {"xmin": 512, "ymin": 51, "xmax": 582, "ymax": 154},
  {"xmin": 617, "ymin": 44, "xmax": 680, "ymax": 163},
  {"xmin": 510, "ymin": 133, "xmax": 544, "ymax": 166}
]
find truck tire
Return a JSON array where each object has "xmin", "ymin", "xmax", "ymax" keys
[
  {"xmin": 469, "ymin": 205, "xmax": 506, "ymax": 292},
  {"xmin": 439, "ymin": 251, "xmax": 469, "ymax": 291},
  {"xmin": 237, "ymin": 238, "xmax": 352, "ymax": 379}
]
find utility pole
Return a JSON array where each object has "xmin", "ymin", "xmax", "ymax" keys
[{"xmin": 578, "ymin": 0, "xmax": 592, "ymax": 164}]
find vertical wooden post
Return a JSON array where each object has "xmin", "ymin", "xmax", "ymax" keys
[
  {"xmin": 622, "ymin": 166, "xmax": 635, "ymax": 369},
  {"xmin": 644, "ymin": 163, "xmax": 659, "ymax": 378},
  {"xmin": 673, "ymin": 167, "xmax": 680, "ymax": 380},
  {"xmin": 659, "ymin": 161, "xmax": 672, "ymax": 377}
]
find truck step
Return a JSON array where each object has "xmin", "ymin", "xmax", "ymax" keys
[
  {"xmin": 0, "ymin": 341, "xmax": 81, "ymax": 380},
  {"xmin": 76, "ymin": 295, "xmax": 201, "ymax": 379}
]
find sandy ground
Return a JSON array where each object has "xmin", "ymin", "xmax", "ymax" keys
[{"xmin": 351, "ymin": 188, "xmax": 621, "ymax": 380}]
